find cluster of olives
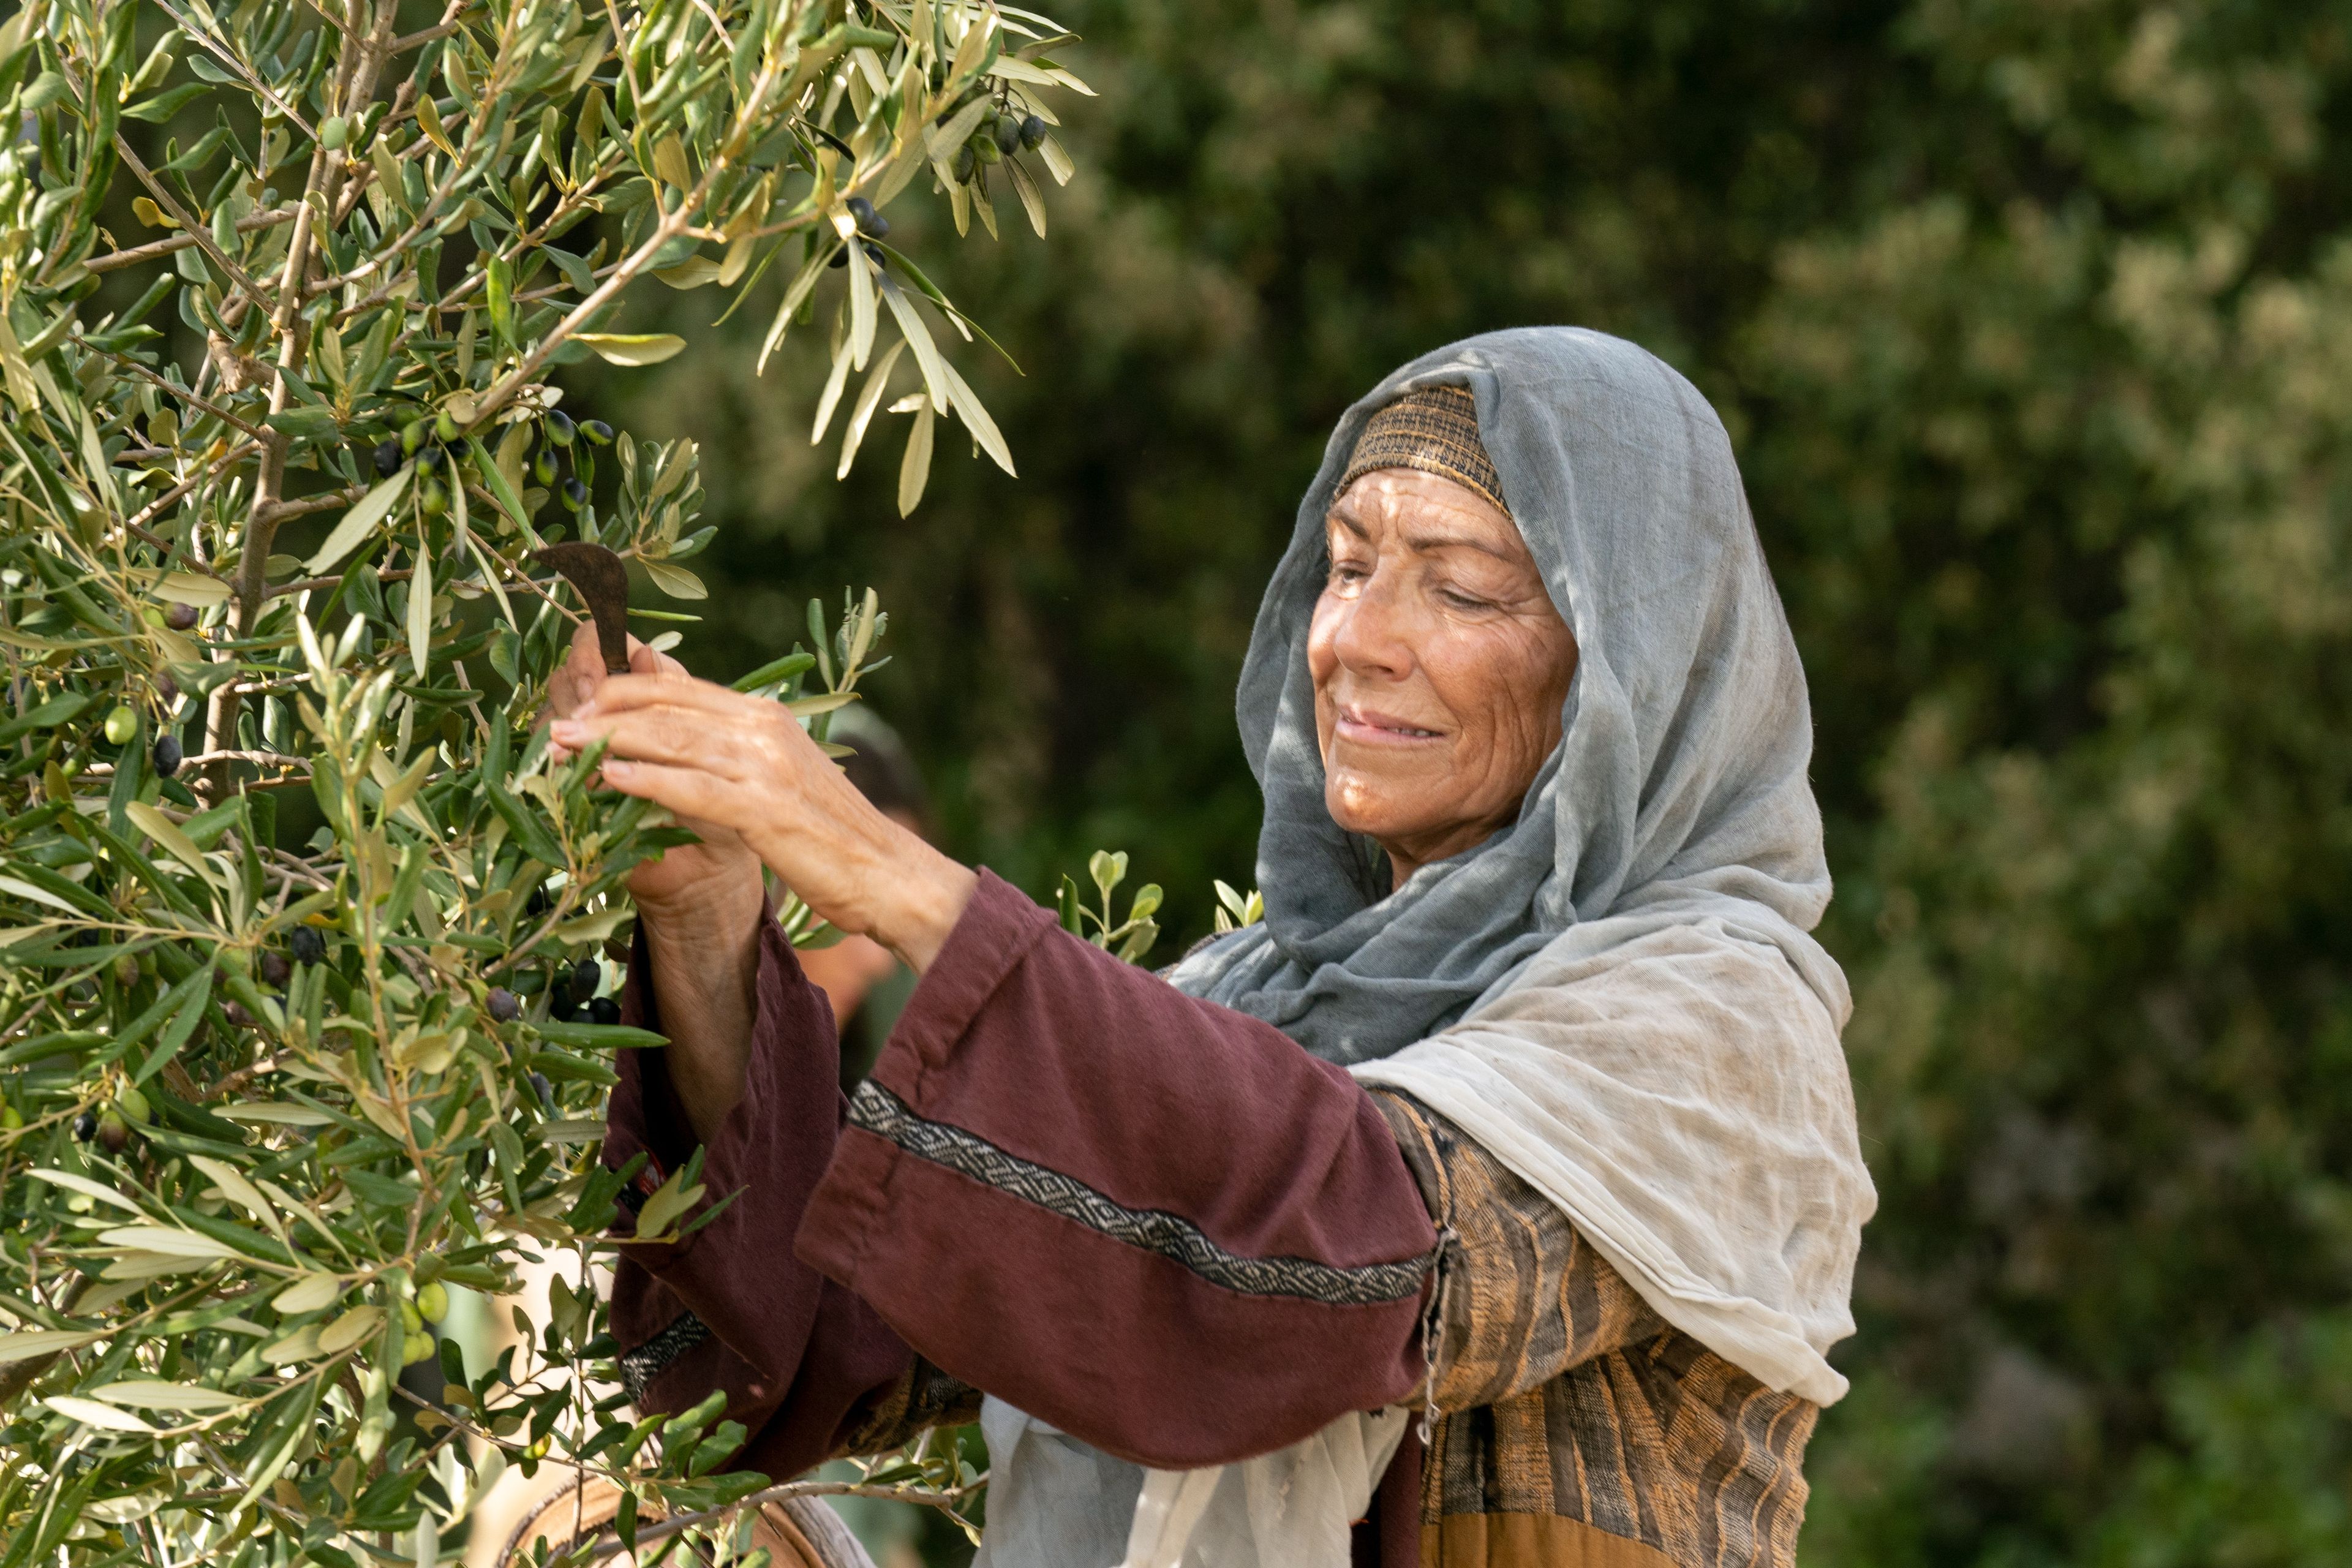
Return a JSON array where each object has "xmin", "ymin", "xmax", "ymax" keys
[
  {"xmin": 257, "ymin": 924, "xmax": 331, "ymax": 986},
  {"xmin": 71, "ymin": 1082, "xmax": 152, "ymax": 1155},
  {"xmin": 365, "ymin": 408, "xmax": 616, "ymax": 518},
  {"xmin": 554, "ymin": 956, "xmax": 622, "ymax": 1027},
  {"xmin": 951, "ymin": 105, "xmax": 1047, "ymax": 184},
  {"xmin": 398, "ymin": 1275, "xmax": 451, "ymax": 1365},
  {"xmin": 214, "ymin": 925, "xmax": 334, "ymax": 1035},
  {"xmin": 483, "ymin": 955, "xmax": 620, "ymax": 1110},
  {"xmin": 101, "ymin": 701, "xmax": 185, "ymax": 780},
  {"xmin": 829, "ymin": 196, "xmax": 892, "ymax": 270}
]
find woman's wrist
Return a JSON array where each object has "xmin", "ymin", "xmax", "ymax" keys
[
  {"xmin": 636, "ymin": 864, "xmax": 768, "ymax": 959},
  {"xmin": 860, "ymin": 834, "xmax": 978, "ymax": 974}
]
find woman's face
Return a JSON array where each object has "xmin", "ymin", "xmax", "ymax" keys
[{"xmin": 1309, "ymin": 469, "xmax": 1578, "ymax": 885}]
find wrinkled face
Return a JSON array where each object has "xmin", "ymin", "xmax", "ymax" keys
[{"xmin": 1309, "ymin": 468, "xmax": 1579, "ymax": 886}]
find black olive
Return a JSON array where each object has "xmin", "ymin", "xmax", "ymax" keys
[
  {"xmin": 828, "ymin": 245, "xmax": 850, "ymax": 268},
  {"xmin": 581, "ymin": 420, "xmax": 614, "ymax": 445},
  {"xmin": 486, "ymin": 987, "xmax": 521, "ymax": 1022},
  {"xmin": 222, "ymin": 1000, "xmax": 255, "ymax": 1029},
  {"xmin": 846, "ymin": 196, "xmax": 888, "ymax": 239},
  {"xmin": 864, "ymin": 243, "xmax": 886, "ymax": 269},
  {"xmin": 373, "ymin": 439, "xmax": 404, "ymax": 476},
  {"xmin": 72, "ymin": 1111, "xmax": 96, "ymax": 1142},
  {"xmin": 415, "ymin": 444, "xmax": 445, "ymax": 472},
  {"xmin": 528, "ymin": 1071, "xmax": 554, "ymax": 1109},
  {"xmin": 993, "ymin": 116, "xmax": 1022, "ymax": 155},
  {"xmin": 156, "ymin": 673, "xmax": 178, "ymax": 704},
  {"xmin": 1020, "ymin": 114, "xmax": 1046, "ymax": 150},
  {"xmin": 587, "ymin": 996, "xmax": 622, "ymax": 1026},
  {"xmin": 953, "ymin": 145, "xmax": 976, "ymax": 183},
  {"xmin": 560, "ymin": 476, "xmax": 588, "ymax": 510},
  {"xmin": 96, "ymin": 1111, "xmax": 129, "ymax": 1154},
  {"xmin": 258, "ymin": 951, "xmax": 292, "ymax": 987},
  {"xmin": 165, "ymin": 602, "xmax": 198, "ymax": 631},
  {"xmin": 290, "ymin": 926, "xmax": 328, "ymax": 966},
  {"xmin": 545, "ymin": 410, "xmax": 576, "ymax": 447},
  {"xmin": 570, "ymin": 958, "xmax": 601, "ymax": 1006},
  {"xmin": 152, "ymin": 734, "xmax": 183, "ymax": 777}
]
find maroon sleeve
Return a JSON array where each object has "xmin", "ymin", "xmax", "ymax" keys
[
  {"xmin": 602, "ymin": 907, "xmax": 915, "ymax": 1482},
  {"xmin": 796, "ymin": 872, "xmax": 1438, "ymax": 1471}
]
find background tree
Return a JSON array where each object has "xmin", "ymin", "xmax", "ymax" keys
[
  {"xmin": 594, "ymin": 2, "xmax": 2352, "ymax": 1563},
  {"xmin": 0, "ymin": 1, "xmax": 1088, "ymax": 1565}
]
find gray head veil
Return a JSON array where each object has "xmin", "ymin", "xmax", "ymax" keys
[{"xmin": 1167, "ymin": 327, "xmax": 1843, "ymax": 1055}]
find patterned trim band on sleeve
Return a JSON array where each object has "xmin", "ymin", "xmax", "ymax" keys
[
  {"xmin": 617, "ymin": 1311, "xmax": 712, "ymax": 1407},
  {"xmin": 848, "ymin": 1079, "xmax": 1434, "ymax": 1306}
]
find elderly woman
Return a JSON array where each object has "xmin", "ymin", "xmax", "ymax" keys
[{"xmin": 549, "ymin": 329, "xmax": 1874, "ymax": 1568}]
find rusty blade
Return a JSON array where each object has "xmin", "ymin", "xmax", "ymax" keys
[{"xmin": 533, "ymin": 542, "xmax": 631, "ymax": 675}]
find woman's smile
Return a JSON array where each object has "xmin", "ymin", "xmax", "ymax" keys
[{"xmin": 1332, "ymin": 703, "xmax": 1447, "ymax": 744}]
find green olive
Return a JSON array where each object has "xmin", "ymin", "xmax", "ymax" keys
[
  {"xmin": 116, "ymin": 1085, "xmax": 151, "ymax": 1125},
  {"xmin": 417, "ymin": 1281, "xmax": 449, "ymax": 1322},
  {"xmin": 103, "ymin": 705, "xmax": 137, "ymax": 745}
]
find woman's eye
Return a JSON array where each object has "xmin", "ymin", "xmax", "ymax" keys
[{"xmin": 1439, "ymin": 587, "xmax": 1494, "ymax": 612}]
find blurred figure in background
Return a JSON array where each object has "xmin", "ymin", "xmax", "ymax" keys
[
  {"xmin": 800, "ymin": 706, "xmax": 937, "ymax": 1568},
  {"xmin": 798, "ymin": 707, "xmax": 929, "ymax": 1095}
]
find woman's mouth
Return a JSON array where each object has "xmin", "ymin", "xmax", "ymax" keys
[{"xmin": 1334, "ymin": 706, "xmax": 1444, "ymax": 745}]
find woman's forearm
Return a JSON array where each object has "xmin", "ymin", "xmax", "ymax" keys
[{"xmin": 639, "ymin": 876, "xmax": 767, "ymax": 1144}]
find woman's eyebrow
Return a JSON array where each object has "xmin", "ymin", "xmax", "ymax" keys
[{"xmin": 1403, "ymin": 527, "xmax": 1520, "ymax": 563}]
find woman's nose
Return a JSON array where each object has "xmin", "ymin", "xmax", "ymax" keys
[{"xmin": 1331, "ymin": 568, "xmax": 1417, "ymax": 679}]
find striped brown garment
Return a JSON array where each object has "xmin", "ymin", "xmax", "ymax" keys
[
  {"xmin": 1375, "ymin": 1093, "xmax": 1819, "ymax": 1568},
  {"xmin": 830, "ymin": 1355, "xmax": 983, "ymax": 1461}
]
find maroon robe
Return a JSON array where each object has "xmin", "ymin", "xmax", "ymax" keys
[{"xmin": 605, "ymin": 872, "xmax": 1436, "ymax": 1562}]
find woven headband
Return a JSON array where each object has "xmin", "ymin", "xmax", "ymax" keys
[{"xmin": 1338, "ymin": 385, "xmax": 1508, "ymax": 515}]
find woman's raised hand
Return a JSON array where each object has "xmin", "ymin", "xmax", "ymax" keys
[
  {"xmin": 548, "ymin": 654, "xmax": 976, "ymax": 973},
  {"xmin": 548, "ymin": 623, "xmax": 764, "ymax": 941}
]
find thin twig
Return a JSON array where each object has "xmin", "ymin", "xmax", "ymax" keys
[
  {"xmin": 83, "ymin": 206, "xmax": 303, "ymax": 275},
  {"xmin": 79, "ymin": 749, "xmax": 309, "ymax": 779},
  {"xmin": 108, "ymin": 138, "xmax": 277, "ymax": 315}
]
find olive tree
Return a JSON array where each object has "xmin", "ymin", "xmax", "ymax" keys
[{"xmin": 0, "ymin": 0, "xmax": 1087, "ymax": 1562}]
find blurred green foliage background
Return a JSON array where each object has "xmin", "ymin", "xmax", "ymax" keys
[{"xmin": 574, "ymin": 1, "xmax": 2352, "ymax": 1562}]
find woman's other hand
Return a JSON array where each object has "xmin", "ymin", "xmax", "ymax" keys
[
  {"xmin": 549, "ymin": 622, "xmax": 766, "ymax": 1139},
  {"xmin": 548, "ymin": 668, "xmax": 976, "ymax": 973}
]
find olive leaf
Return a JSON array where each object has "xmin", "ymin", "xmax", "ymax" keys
[{"xmin": 575, "ymin": 332, "xmax": 690, "ymax": 365}]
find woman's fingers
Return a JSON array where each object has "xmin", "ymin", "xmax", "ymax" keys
[
  {"xmin": 556, "ymin": 703, "xmax": 772, "ymax": 785},
  {"xmin": 572, "ymin": 670, "xmax": 757, "ymax": 723},
  {"xmin": 598, "ymin": 754, "xmax": 751, "ymax": 827}
]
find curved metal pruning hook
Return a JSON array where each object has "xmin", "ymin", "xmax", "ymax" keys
[{"xmin": 533, "ymin": 541, "xmax": 631, "ymax": 675}]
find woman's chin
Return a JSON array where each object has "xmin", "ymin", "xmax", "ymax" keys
[{"xmin": 1325, "ymin": 775, "xmax": 1439, "ymax": 843}]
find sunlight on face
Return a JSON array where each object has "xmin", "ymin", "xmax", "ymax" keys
[{"xmin": 1308, "ymin": 469, "xmax": 1578, "ymax": 887}]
